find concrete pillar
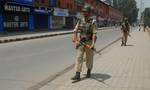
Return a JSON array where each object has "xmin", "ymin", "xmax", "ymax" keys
[
  {"xmin": 48, "ymin": 15, "xmax": 52, "ymax": 30},
  {"xmin": 0, "ymin": 14, "xmax": 3, "ymax": 32},
  {"xmin": 29, "ymin": 14, "xmax": 34, "ymax": 31}
]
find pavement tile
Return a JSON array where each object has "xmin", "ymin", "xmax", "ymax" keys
[{"xmin": 39, "ymin": 30, "xmax": 150, "ymax": 90}]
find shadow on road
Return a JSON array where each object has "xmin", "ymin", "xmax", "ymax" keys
[
  {"xmin": 125, "ymin": 44, "xmax": 134, "ymax": 46},
  {"xmin": 91, "ymin": 73, "xmax": 111, "ymax": 86}
]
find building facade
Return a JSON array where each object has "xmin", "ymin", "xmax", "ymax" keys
[{"xmin": 0, "ymin": 0, "xmax": 123, "ymax": 33}]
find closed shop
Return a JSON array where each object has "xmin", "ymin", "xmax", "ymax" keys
[
  {"xmin": 51, "ymin": 8, "xmax": 68, "ymax": 29},
  {"xmin": 3, "ymin": 3, "xmax": 31, "ymax": 31},
  {"xmin": 33, "ymin": 7, "xmax": 53, "ymax": 30},
  {"xmin": 33, "ymin": 0, "xmax": 52, "ymax": 30},
  {"xmin": 34, "ymin": 14, "xmax": 48, "ymax": 29}
]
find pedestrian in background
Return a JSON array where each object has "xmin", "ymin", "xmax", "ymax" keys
[
  {"xmin": 139, "ymin": 24, "xmax": 141, "ymax": 31},
  {"xmin": 143, "ymin": 23, "xmax": 147, "ymax": 32},
  {"xmin": 121, "ymin": 17, "xmax": 130, "ymax": 46}
]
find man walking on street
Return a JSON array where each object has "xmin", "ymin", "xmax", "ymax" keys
[
  {"xmin": 143, "ymin": 23, "xmax": 147, "ymax": 32},
  {"xmin": 139, "ymin": 24, "xmax": 141, "ymax": 31},
  {"xmin": 121, "ymin": 17, "xmax": 130, "ymax": 46},
  {"xmin": 71, "ymin": 4, "xmax": 97, "ymax": 81}
]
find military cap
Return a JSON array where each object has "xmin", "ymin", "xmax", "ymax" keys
[{"xmin": 82, "ymin": 3, "xmax": 93, "ymax": 12}]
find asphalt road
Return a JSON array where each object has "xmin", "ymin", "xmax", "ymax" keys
[{"xmin": 0, "ymin": 27, "xmax": 121, "ymax": 90}]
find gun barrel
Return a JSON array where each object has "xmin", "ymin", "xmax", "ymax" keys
[{"xmin": 81, "ymin": 41, "xmax": 101, "ymax": 55}]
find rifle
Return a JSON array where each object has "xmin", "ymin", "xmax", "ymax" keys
[
  {"xmin": 75, "ymin": 39, "xmax": 101, "ymax": 55},
  {"xmin": 127, "ymin": 32, "xmax": 133, "ymax": 39}
]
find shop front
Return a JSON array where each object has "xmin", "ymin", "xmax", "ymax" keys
[
  {"xmin": 3, "ymin": 3, "xmax": 31, "ymax": 32},
  {"xmin": 51, "ymin": 8, "xmax": 69, "ymax": 29},
  {"xmin": 33, "ymin": 7, "xmax": 53, "ymax": 30},
  {"xmin": 33, "ymin": 0, "xmax": 52, "ymax": 30},
  {"xmin": 0, "ymin": 2, "xmax": 4, "ymax": 32},
  {"xmin": 66, "ymin": 11, "xmax": 77, "ymax": 29}
]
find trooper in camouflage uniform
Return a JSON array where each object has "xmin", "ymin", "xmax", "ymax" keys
[
  {"xmin": 71, "ymin": 4, "xmax": 97, "ymax": 81},
  {"xmin": 121, "ymin": 17, "xmax": 130, "ymax": 46}
]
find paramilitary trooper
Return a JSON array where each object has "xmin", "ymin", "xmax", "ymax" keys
[
  {"xmin": 71, "ymin": 5, "xmax": 97, "ymax": 81},
  {"xmin": 121, "ymin": 17, "xmax": 130, "ymax": 46}
]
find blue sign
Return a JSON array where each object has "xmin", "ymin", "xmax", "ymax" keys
[
  {"xmin": 53, "ymin": 8, "xmax": 69, "ymax": 17},
  {"xmin": 9, "ymin": 0, "xmax": 33, "ymax": 5},
  {"xmin": 50, "ymin": 0, "xmax": 56, "ymax": 6},
  {"xmin": 34, "ymin": 7, "xmax": 53, "ymax": 14}
]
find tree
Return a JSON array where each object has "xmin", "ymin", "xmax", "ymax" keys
[
  {"xmin": 113, "ymin": 0, "xmax": 118, "ymax": 8},
  {"xmin": 144, "ymin": 8, "xmax": 150, "ymax": 27},
  {"xmin": 105, "ymin": 0, "xmax": 113, "ymax": 5},
  {"xmin": 117, "ymin": 0, "xmax": 138, "ymax": 23}
]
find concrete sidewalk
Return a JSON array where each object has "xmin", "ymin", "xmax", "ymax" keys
[
  {"xmin": 0, "ymin": 27, "xmax": 114, "ymax": 44},
  {"xmin": 0, "ymin": 30, "xmax": 73, "ymax": 43},
  {"xmin": 37, "ymin": 29, "xmax": 150, "ymax": 90}
]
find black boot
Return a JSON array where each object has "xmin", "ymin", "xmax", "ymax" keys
[
  {"xmin": 121, "ymin": 41, "xmax": 124, "ymax": 46},
  {"xmin": 71, "ymin": 72, "xmax": 80, "ymax": 81},
  {"xmin": 124, "ymin": 42, "xmax": 127, "ymax": 46},
  {"xmin": 86, "ymin": 69, "xmax": 91, "ymax": 78}
]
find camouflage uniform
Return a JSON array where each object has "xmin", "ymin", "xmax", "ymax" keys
[
  {"xmin": 74, "ymin": 18, "xmax": 97, "ymax": 71},
  {"xmin": 121, "ymin": 18, "xmax": 130, "ymax": 46},
  {"xmin": 143, "ymin": 23, "xmax": 147, "ymax": 32},
  {"xmin": 71, "ymin": 3, "xmax": 97, "ymax": 81},
  {"xmin": 71, "ymin": 17, "xmax": 97, "ymax": 81}
]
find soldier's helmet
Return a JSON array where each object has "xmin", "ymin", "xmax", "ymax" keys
[
  {"xmin": 123, "ymin": 17, "xmax": 128, "ymax": 21},
  {"xmin": 82, "ymin": 3, "xmax": 93, "ymax": 13}
]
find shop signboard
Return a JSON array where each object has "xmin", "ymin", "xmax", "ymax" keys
[
  {"xmin": 34, "ymin": 7, "xmax": 53, "ymax": 14},
  {"xmin": 8, "ymin": 0, "xmax": 33, "ymax": 5},
  {"xmin": 4, "ymin": 4, "xmax": 31, "ymax": 13},
  {"xmin": 53, "ymin": 8, "xmax": 69, "ymax": 17}
]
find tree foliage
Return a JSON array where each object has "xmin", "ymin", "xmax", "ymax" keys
[
  {"xmin": 105, "ymin": 0, "xmax": 138, "ymax": 23},
  {"xmin": 105, "ymin": 0, "xmax": 113, "ymax": 5},
  {"xmin": 117, "ymin": 0, "xmax": 138, "ymax": 23},
  {"xmin": 144, "ymin": 8, "xmax": 150, "ymax": 27},
  {"xmin": 113, "ymin": 0, "xmax": 118, "ymax": 8}
]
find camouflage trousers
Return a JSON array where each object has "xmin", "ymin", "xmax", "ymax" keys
[
  {"xmin": 74, "ymin": 42, "xmax": 94, "ymax": 72},
  {"xmin": 122, "ymin": 32, "xmax": 128, "ymax": 45}
]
